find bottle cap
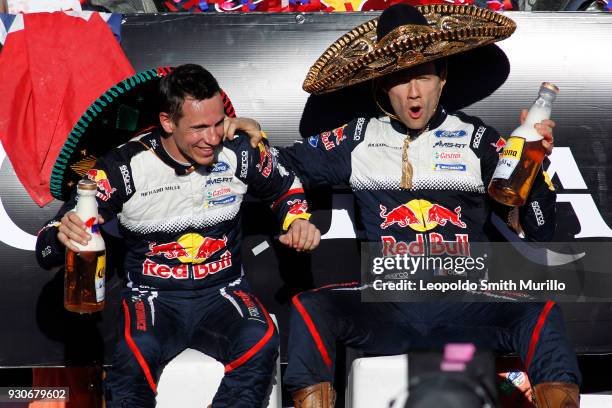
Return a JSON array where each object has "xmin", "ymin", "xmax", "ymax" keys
[
  {"xmin": 77, "ymin": 179, "xmax": 97, "ymax": 191},
  {"xmin": 541, "ymin": 82, "xmax": 559, "ymax": 94}
]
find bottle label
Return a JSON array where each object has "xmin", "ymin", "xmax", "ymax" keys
[
  {"xmin": 95, "ymin": 254, "xmax": 106, "ymax": 302},
  {"xmin": 492, "ymin": 137, "xmax": 525, "ymax": 180}
]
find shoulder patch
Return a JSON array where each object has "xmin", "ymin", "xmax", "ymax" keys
[
  {"xmin": 86, "ymin": 169, "xmax": 117, "ymax": 202},
  {"xmin": 472, "ymin": 126, "xmax": 486, "ymax": 149},
  {"xmin": 353, "ymin": 117, "xmax": 367, "ymax": 141},
  {"xmin": 321, "ymin": 125, "xmax": 347, "ymax": 151}
]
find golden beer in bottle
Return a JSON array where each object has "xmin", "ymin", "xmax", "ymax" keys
[
  {"xmin": 488, "ymin": 83, "xmax": 558, "ymax": 206},
  {"xmin": 64, "ymin": 179, "xmax": 106, "ymax": 313}
]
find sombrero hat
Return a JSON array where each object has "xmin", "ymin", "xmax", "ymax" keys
[
  {"xmin": 50, "ymin": 67, "xmax": 236, "ymax": 201},
  {"xmin": 302, "ymin": 3, "xmax": 516, "ymax": 96}
]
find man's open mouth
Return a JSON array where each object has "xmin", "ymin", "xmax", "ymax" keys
[{"xmin": 408, "ymin": 106, "xmax": 423, "ymax": 119}]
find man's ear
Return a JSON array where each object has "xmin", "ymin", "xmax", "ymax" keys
[{"xmin": 159, "ymin": 112, "xmax": 174, "ymax": 134}]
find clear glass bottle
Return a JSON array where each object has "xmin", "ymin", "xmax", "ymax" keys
[
  {"xmin": 488, "ymin": 82, "xmax": 558, "ymax": 207},
  {"xmin": 64, "ymin": 179, "xmax": 106, "ymax": 313}
]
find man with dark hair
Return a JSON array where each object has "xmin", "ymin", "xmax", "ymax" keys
[
  {"xmin": 36, "ymin": 63, "xmax": 320, "ymax": 407},
  {"xmin": 158, "ymin": 64, "xmax": 222, "ymax": 124}
]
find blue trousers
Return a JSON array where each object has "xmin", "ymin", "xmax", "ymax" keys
[
  {"xmin": 106, "ymin": 278, "xmax": 279, "ymax": 407},
  {"xmin": 284, "ymin": 282, "xmax": 581, "ymax": 393}
]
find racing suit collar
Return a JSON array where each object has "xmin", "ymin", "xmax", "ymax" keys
[
  {"xmin": 390, "ymin": 105, "xmax": 447, "ymax": 139},
  {"xmin": 143, "ymin": 128, "xmax": 197, "ymax": 176}
]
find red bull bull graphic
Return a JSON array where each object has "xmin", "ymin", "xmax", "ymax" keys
[
  {"xmin": 427, "ymin": 204, "xmax": 467, "ymax": 228},
  {"xmin": 379, "ymin": 204, "xmax": 419, "ymax": 229},
  {"xmin": 288, "ymin": 199, "xmax": 308, "ymax": 215},
  {"xmin": 322, "ymin": 125, "xmax": 347, "ymax": 151},
  {"xmin": 381, "ymin": 234, "xmax": 470, "ymax": 257},
  {"xmin": 86, "ymin": 169, "xmax": 116, "ymax": 202},
  {"xmin": 255, "ymin": 143, "xmax": 274, "ymax": 178},
  {"xmin": 492, "ymin": 137, "xmax": 506, "ymax": 153},
  {"xmin": 146, "ymin": 241, "xmax": 189, "ymax": 259},
  {"xmin": 380, "ymin": 200, "xmax": 467, "ymax": 231},
  {"xmin": 146, "ymin": 234, "xmax": 228, "ymax": 264},
  {"xmin": 195, "ymin": 236, "xmax": 228, "ymax": 260}
]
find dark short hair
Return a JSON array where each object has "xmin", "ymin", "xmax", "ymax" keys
[
  {"xmin": 434, "ymin": 58, "xmax": 447, "ymax": 79},
  {"xmin": 158, "ymin": 64, "xmax": 221, "ymax": 123}
]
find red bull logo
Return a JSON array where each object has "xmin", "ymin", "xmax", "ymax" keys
[
  {"xmin": 380, "ymin": 200, "xmax": 467, "ymax": 231},
  {"xmin": 255, "ymin": 143, "xmax": 273, "ymax": 178},
  {"xmin": 87, "ymin": 169, "xmax": 116, "ymax": 202},
  {"xmin": 382, "ymin": 234, "xmax": 470, "ymax": 257},
  {"xmin": 142, "ymin": 260, "xmax": 189, "ymax": 279},
  {"xmin": 142, "ymin": 250, "xmax": 232, "ymax": 280},
  {"xmin": 195, "ymin": 236, "xmax": 228, "ymax": 260},
  {"xmin": 492, "ymin": 137, "xmax": 506, "ymax": 153},
  {"xmin": 379, "ymin": 204, "xmax": 419, "ymax": 229},
  {"xmin": 288, "ymin": 199, "xmax": 308, "ymax": 215},
  {"xmin": 427, "ymin": 204, "xmax": 466, "ymax": 228},
  {"xmin": 146, "ymin": 234, "xmax": 227, "ymax": 264},
  {"xmin": 146, "ymin": 242, "xmax": 189, "ymax": 259},
  {"xmin": 322, "ymin": 125, "xmax": 347, "ymax": 151}
]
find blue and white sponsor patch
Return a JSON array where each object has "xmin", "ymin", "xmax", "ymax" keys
[
  {"xmin": 434, "ymin": 163, "xmax": 467, "ymax": 171},
  {"xmin": 435, "ymin": 130, "xmax": 467, "ymax": 138},
  {"xmin": 208, "ymin": 161, "xmax": 230, "ymax": 173},
  {"xmin": 308, "ymin": 136, "xmax": 319, "ymax": 148},
  {"xmin": 209, "ymin": 195, "xmax": 237, "ymax": 206},
  {"xmin": 507, "ymin": 371, "xmax": 526, "ymax": 387}
]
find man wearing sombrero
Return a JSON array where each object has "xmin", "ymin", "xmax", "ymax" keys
[{"xmin": 268, "ymin": 3, "xmax": 580, "ymax": 408}]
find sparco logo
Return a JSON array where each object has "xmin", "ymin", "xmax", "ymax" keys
[
  {"xmin": 119, "ymin": 165, "xmax": 132, "ymax": 195},
  {"xmin": 531, "ymin": 201, "xmax": 545, "ymax": 226},
  {"xmin": 472, "ymin": 126, "xmax": 486, "ymax": 149},
  {"xmin": 240, "ymin": 150, "xmax": 248, "ymax": 178},
  {"xmin": 354, "ymin": 117, "xmax": 366, "ymax": 141}
]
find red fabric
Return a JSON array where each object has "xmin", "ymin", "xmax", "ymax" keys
[
  {"xmin": 292, "ymin": 293, "xmax": 333, "ymax": 369},
  {"xmin": 123, "ymin": 300, "xmax": 158, "ymax": 393},
  {"xmin": 224, "ymin": 297, "xmax": 276, "ymax": 373},
  {"xmin": 0, "ymin": 12, "xmax": 134, "ymax": 207},
  {"xmin": 525, "ymin": 300, "xmax": 555, "ymax": 370}
]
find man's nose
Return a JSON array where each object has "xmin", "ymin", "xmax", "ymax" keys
[
  {"xmin": 407, "ymin": 80, "xmax": 420, "ymax": 99},
  {"xmin": 204, "ymin": 126, "xmax": 223, "ymax": 146}
]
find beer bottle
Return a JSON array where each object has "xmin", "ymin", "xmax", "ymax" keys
[
  {"xmin": 488, "ymin": 82, "xmax": 559, "ymax": 206},
  {"xmin": 64, "ymin": 179, "xmax": 106, "ymax": 313}
]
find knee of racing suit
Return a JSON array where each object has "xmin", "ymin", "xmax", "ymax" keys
[
  {"xmin": 517, "ymin": 302, "xmax": 581, "ymax": 386},
  {"xmin": 105, "ymin": 335, "xmax": 161, "ymax": 408}
]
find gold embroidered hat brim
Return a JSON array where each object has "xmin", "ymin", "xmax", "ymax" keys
[{"xmin": 303, "ymin": 4, "xmax": 516, "ymax": 94}]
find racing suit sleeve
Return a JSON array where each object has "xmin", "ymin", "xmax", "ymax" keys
[
  {"xmin": 277, "ymin": 119, "xmax": 363, "ymax": 189},
  {"xmin": 477, "ymin": 124, "xmax": 556, "ymax": 242},
  {"xmin": 35, "ymin": 156, "xmax": 129, "ymax": 269},
  {"xmin": 239, "ymin": 136, "xmax": 311, "ymax": 231},
  {"xmin": 516, "ymin": 158, "xmax": 557, "ymax": 242}
]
